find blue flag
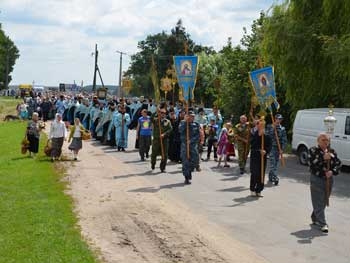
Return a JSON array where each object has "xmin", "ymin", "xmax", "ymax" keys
[
  {"xmin": 249, "ymin": 66, "xmax": 279, "ymax": 110},
  {"xmin": 174, "ymin": 56, "xmax": 199, "ymax": 102}
]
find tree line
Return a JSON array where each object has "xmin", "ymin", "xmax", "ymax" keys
[
  {"xmin": 125, "ymin": 1, "xmax": 350, "ymax": 133},
  {"xmin": 2, "ymin": 1, "xmax": 349, "ymax": 129}
]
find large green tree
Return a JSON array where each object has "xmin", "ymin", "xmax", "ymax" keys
[
  {"xmin": 125, "ymin": 19, "xmax": 215, "ymax": 100},
  {"xmin": 262, "ymin": 0, "xmax": 350, "ymax": 114},
  {"xmin": 0, "ymin": 24, "xmax": 19, "ymax": 90}
]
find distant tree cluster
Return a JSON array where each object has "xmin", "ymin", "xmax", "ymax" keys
[{"xmin": 0, "ymin": 23, "xmax": 19, "ymax": 90}]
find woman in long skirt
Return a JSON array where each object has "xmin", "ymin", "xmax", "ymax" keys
[
  {"xmin": 26, "ymin": 112, "xmax": 41, "ymax": 157},
  {"xmin": 68, "ymin": 118, "xmax": 84, "ymax": 160},
  {"xmin": 49, "ymin": 113, "xmax": 67, "ymax": 161}
]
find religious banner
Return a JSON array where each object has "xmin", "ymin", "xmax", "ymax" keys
[
  {"xmin": 150, "ymin": 55, "xmax": 160, "ymax": 103},
  {"xmin": 249, "ymin": 66, "xmax": 279, "ymax": 110},
  {"xmin": 173, "ymin": 56, "xmax": 199, "ymax": 102}
]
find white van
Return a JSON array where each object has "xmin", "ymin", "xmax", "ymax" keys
[{"xmin": 292, "ymin": 108, "xmax": 350, "ymax": 166}]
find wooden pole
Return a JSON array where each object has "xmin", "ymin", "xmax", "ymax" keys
[
  {"xmin": 158, "ymin": 108, "xmax": 165, "ymax": 160},
  {"xmin": 186, "ymin": 102, "xmax": 190, "ymax": 160},
  {"xmin": 261, "ymin": 130, "xmax": 265, "ymax": 184},
  {"xmin": 325, "ymin": 148, "xmax": 330, "ymax": 207}
]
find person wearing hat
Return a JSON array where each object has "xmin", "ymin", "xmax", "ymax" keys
[
  {"xmin": 266, "ymin": 113, "xmax": 288, "ymax": 185},
  {"xmin": 179, "ymin": 110, "xmax": 200, "ymax": 184}
]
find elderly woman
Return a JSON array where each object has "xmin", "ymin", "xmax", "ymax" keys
[
  {"xmin": 26, "ymin": 112, "xmax": 42, "ymax": 157},
  {"xmin": 308, "ymin": 133, "xmax": 341, "ymax": 233},
  {"xmin": 49, "ymin": 113, "xmax": 67, "ymax": 161}
]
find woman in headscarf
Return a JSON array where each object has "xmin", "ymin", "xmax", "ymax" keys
[
  {"xmin": 49, "ymin": 113, "xmax": 67, "ymax": 161},
  {"xmin": 26, "ymin": 112, "xmax": 43, "ymax": 157},
  {"xmin": 68, "ymin": 118, "xmax": 85, "ymax": 161}
]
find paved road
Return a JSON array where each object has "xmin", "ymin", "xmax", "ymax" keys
[{"xmin": 93, "ymin": 130, "xmax": 350, "ymax": 263}]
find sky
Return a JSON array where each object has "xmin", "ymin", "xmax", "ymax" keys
[{"xmin": 1, "ymin": 0, "xmax": 279, "ymax": 87}]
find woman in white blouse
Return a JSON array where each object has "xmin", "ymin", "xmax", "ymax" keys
[{"xmin": 49, "ymin": 113, "xmax": 67, "ymax": 161}]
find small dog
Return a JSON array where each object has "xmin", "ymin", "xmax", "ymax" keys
[{"xmin": 3, "ymin": 114, "xmax": 20, "ymax": 121}]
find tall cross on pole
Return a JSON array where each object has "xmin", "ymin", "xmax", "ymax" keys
[{"xmin": 116, "ymin": 50, "xmax": 127, "ymax": 99}]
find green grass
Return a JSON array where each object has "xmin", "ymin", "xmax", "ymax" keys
[
  {"xmin": 0, "ymin": 116, "xmax": 98, "ymax": 262},
  {"xmin": 0, "ymin": 96, "xmax": 21, "ymax": 119}
]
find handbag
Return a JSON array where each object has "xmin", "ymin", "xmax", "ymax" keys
[
  {"xmin": 82, "ymin": 130, "xmax": 91, "ymax": 140},
  {"xmin": 21, "ymin": 135, "xmax": 30, "ymax": 154},
  {"xmin": 44, "ymin": 140, "xmax": 52, "ymax": 157}
]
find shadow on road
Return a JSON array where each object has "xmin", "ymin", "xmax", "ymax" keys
[
  {"xmin": 217, "ymin": 186, "xmax": 248, "ymax": 192},
  {"xmin": 128, "ymin": 182, "xmax": 186, "ymax": 193},
  {"xmin": 113, "ymin": 170, "xmax": 155, "ymax": 180},
  {"xmin": 225, "ymin": 196, "xmax": 260, "ymax": 207},
  {"xmin": 290, "ymin": 225, "xmax": 328, "ymax": 244}
]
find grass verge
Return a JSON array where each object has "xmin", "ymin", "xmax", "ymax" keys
[{"xmin": 0, "ymin": 118, "xmax": 98, "ymax": 262}]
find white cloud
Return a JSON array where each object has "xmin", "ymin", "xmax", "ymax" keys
[{"xmin": 1, "ymin": 0, "xmax": 275, "ymax": 86}]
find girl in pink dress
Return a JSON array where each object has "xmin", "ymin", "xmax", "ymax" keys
[{"xmin": 217, "ymin": 128, "xmax": 230, "ymax": 167}]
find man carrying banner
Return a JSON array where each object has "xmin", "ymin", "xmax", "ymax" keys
[
  {"xmin": 248, "ymin": 65, "xmax": 281, "ymax": 186},
  {"xmin": 150, "ymin": 106, "xmax": 172, "ymax": 172},
  {"xmin": 249, "ymin": 117, "xmax": 272, "ymax": 197}
]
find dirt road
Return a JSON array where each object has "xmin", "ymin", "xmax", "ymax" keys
[{"xmin": 59, "ymin": 137, "xmax": 267, "ymax": 263}]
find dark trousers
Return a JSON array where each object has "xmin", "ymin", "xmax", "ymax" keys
[
  {"xmin": 310, "ymin": 174, "xmax": 333, "ymax": 226},
  {"xmin": 207, "ymin": 138, "xmax": 217, "ymax": 159},
  {"xmin": 250, "ymin": 152, "xmax": 267, "ymax": 193},
  {"xmin": 139, "ymin": 135, "xmax": 151, "ymax": 159}
]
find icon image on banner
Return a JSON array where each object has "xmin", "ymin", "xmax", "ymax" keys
[{"xmin": 181, "ymin": 60, "xmax": 192, "ymax": 76}]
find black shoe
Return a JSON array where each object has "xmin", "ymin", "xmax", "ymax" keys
[
  {"xmin": 240, "ymin": 168, "xmax": 244, "ymax": 175},
  {"xmin": 274, "ymin": 180, "xmax": 279, "ymax": 186},
  {"xmin": 141, "ymin": 158, "xmax": 145, "ymax": 161},
  {"xmin": 146, "ymin": 153, "xmax": 149, "ymax": 158},
  {"xmin": 184, "ymin": 178, "xmax": 191, "ymax": 184},
  {"xmin": 161, "ymin": 169, "xmax": 166, "ymax": 173},
  {"xmin": 121, "ymin": 148, "xmax": 125, "ymax": 152},
  {"xmin": 321, "ymin": 225, "xmax": 329, "ymax": 233},
  {"xmin": 151, "ymin": 164, "xmax": 155, "ymax": 170},
  {"xmin": 256, "ymin": 192, "xmax": 263, "ymax": 198}
]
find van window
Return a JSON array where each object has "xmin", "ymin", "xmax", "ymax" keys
[
  {"xmin": 345, "ymin": 116, "xmax": 350, "ymax": 135},
  {"xmin": 299, "ymin": 113, "xmax": 324, "ymax": 130}
]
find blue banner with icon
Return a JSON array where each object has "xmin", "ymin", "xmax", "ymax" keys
[
  {"xmin": 249, "ymin": 66, "xmax": 279, "ymax": 109},
  {"xmin": 174, "ymin": 56, "xmax": 198, "ymax": 102}
]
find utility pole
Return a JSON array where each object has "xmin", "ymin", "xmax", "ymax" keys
[
  {"xmin": 116, "ymin": 50, "xmax": 126, "ymax": 99},
  {"xmin": 92, "ymin": 44, "xmax": 98, "ymax": 92}
]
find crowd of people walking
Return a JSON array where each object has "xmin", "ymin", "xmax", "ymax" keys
[{"xmin": 17, "ymin": 90, "xmax": 342, "ymax": 233}]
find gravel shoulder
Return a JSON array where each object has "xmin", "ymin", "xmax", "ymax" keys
[{"xmin": 56, "ymin": 136, "xmax": 269, "ymax": 263}]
